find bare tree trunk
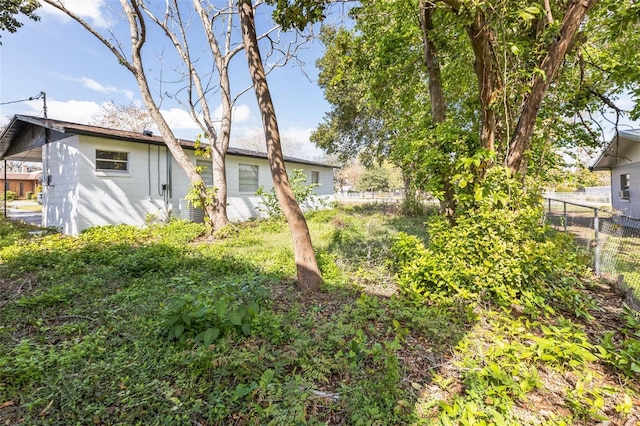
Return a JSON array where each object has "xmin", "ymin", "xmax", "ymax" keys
[
  {"xmin": 420, "ymin": 2, "xmax": 446, "ymax": 124},
  {"xmin": 466, "ymin": 10, "xmax": 498, "ymax": 153},
  {"xmin": 419, "ymin": 2, "xmax": 456, "ymax": 222},
  {"xmin": 506, "ymin": 0, "xmax": 598, "ymax": 174},
  {"xmin": 120, "ymin": 0, "xmax": 217, "ymax": 224},
  {"xmin": 210, "ymin": 67, "xmax": 233, "ymax": 230},
  {"xmin": 239, "ymin": 0, "xmax": 322, "ymax": 291},
  {"xmin": 44, "ymin": 0, "xmax": 219, "ymax": 228}
]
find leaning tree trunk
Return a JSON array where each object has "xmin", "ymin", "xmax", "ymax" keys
[
  {"xmin": 120, "ymin": 0, "xmax": 217, "ymax": 225},
  {"xmin": 506, "ymin": 0, "xmax": 598, "ymax": 174},
  {"xmin": 239, "ymin": 0, "xmax": 322, "ymax": 291}
]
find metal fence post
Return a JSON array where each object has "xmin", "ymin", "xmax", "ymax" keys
[
  {"xmin": 563, "ymin": 202, "xmax": 567, "ymax": 232},
  {"xmin": 594, "ymin": 208, "xmax": 600, "ymax": 275}
]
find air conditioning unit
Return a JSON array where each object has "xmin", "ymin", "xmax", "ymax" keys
[
  {"xmin": 618, "ymin": 189, "xmax": 630, "ymax": 199},
  {"xmin": 179, "ymin": 199, "xmax": 205, "ymax": 223}
]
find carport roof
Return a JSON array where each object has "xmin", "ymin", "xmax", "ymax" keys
[
  {"xmin": 591, "ymin": 129, "xmax": 640, "ymax": 171},
  {"xmin": 0, "ymin": 115, "xmax": 337, "ymax": 168}
]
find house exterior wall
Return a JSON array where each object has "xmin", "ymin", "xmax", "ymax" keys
[
  {"xmin": 43, "ymin": 136, "xmax": 80, "ymax": 234},
  {"xmin": 177, "ymin": 153, "xmax": 335, "ymax": 222},
  {"xmin": 41, "ymin": 135, "xmax": 334, "ymax": 234},
  {"xmin": 610, "ymin": 141, "xmax": 640, "ymax": 217},
  {"xmin": 611, "ymin": 164, "xmax": 640, "ymax": 218},
  {"xmin": 220, "ymin": 154, "xmax": 335, "ymax": 221},
  {"xmin": 75, "ymin": 136, "xmax": 171, "ymax": 232}
]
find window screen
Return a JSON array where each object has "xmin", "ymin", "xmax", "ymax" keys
[
  {"xmin": 96, "ymin": 150, "xmax": 128, "ymax": 171},
  {"xmin": 239, "ymin": 164, "xmax": 258, "ymax": 192},
  {"xmin": 621, "ymin": 173, "xmax": 630, "ymax": 190},
  {"xmin": 196, "ymin": 160, "xmax": 214, "ymax": 187}
]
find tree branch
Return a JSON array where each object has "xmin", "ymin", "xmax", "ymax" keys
[
  {"xmin": 42, "ymin": 0, "xmax": 135, "ymax": 74},
  {"xmin": 506, "ymin": 0, "xmax": 600, "ymax": 173}
]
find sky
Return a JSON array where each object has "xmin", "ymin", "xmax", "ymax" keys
[{"xmin": 0, "ymin": 1, "xmax": 340, "ymax": 160}]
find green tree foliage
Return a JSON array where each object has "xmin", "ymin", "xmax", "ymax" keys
[
  {"xmin": 267, "ymin": 0, "xmax": 326, "ymax": 30},
  {"xmin": 311, "ymin": 0, "xmax": 640, "ymax": 218},
  {"xmin": 256, "ymin": 169, "xmax": 323, "ymax": 218},
  {"xmin": 356, "ymin": 166, "xmax": 390, "ymax": 194},
  {"xmin": 0, "ymin": 0, "xmax": 39, "ymax": 43},
  {"xmin": 578, "ymin": 1, "xmax": 640, "ymax": 122},
  {"xmin": 311, "ymin": 26, "xmax": 391, "ymax": 164},
  {"xmin": 545, "ymin": 166, "xmax": 609, "ymax": 191}
]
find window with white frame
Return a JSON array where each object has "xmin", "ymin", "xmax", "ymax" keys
[
  {"xmin": 239, "ymin": 164, "xmax": 258, "ymax": 193},
  {"xmin": 620, "ymin": 173, "xmax": 630, "ymax": 200},
  {"xmin": 96, "ymin": 150, "xmax": 128, "ymax": 171},
  {"xmin": 311, "ymin": 171, "xmax": 319, "ymax": 185},
  {"xmin": 196, "ymin": 160, "xmax": 214, "ymax": 187}
]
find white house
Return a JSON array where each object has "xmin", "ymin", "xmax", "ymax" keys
[
  {"xmin": 0, "ymin": 115, "xmax": 336, "ymax": 234},
  {"xmin": 591, "ymin": 129, "xmax": 640, "ymax": 218}
]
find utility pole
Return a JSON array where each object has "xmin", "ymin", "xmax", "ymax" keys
[{"xmin": 42, "ymin": 91, "xmax": 47, "ymax": 119}]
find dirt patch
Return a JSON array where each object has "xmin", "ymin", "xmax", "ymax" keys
[{"xmin": 0, "ymin": 274, "xmax": 37, "ymax": 308}]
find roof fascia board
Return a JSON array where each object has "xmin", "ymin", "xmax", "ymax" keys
[
  {"xmin": 591, "ymin": 130, "xmax": 640, "ymax": 170},
  {"xmin": 3, "ymin": 114, "xmax": 338, "ymax": 169}
]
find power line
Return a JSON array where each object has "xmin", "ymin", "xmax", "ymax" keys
[{"xmin": 0, "ymin": 92, "xmax": 44, "ymax": 106}]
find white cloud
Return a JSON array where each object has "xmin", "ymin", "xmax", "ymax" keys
[
  {"xmin": 0, "ymin": 97, "xmax": 258, "ymax": 143},
  {"xmin": 213, "ymin": 104, "xmax": 251, "ymax": 123},
  {"xmin": 280, "ymin": 127, "xmax": 313, "ymax": 143},
  {"xmin": 20, "ymin": 99, "xmax": 103, "ymax": 124},
  {"xmin": 41, "ymin": 0, "xmax": 111, "ymax": 29},
  {"xmin": 160, "ymin": 108, "xmax": 199, "ymax": 130},
  {"xmin": 280, "ymin": 126, "xmax": 326, "ymax": 160},
  {"xmin": 231, "ymin": 104, "xmax": 251, "ymax": 122},
  {"xmin": 77, "ymin": 77, "xmax": 134, "ymax": 100},
  {"xmin": 160, "ymin": 104, "xmax": 253, "ymax": 139}
]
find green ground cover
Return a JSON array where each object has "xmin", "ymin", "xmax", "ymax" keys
[{"xmin": 0, "ymin": 205, "xmax": 638, "ymax": 425}]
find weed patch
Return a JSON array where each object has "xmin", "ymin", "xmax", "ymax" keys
[{"xmin": 0, "ymin": 206, "xmax": 637, "ymax": 425}]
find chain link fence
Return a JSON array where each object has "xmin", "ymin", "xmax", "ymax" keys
[{"xmin": 544, "ymin": 198, "xmax": 640, "ymax": 309}]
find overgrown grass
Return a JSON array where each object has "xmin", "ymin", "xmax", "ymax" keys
[
  {"xmin": 0, "ymin": 207, "xmax": 638, "ymax": 425},
  {"xmin": 0, "ymin": 216, "xmax": 50, "ymax": 248}
]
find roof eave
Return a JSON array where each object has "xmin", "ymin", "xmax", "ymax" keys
[{"xmin": 1, "ymin": 114, "xmax": 336, "ymax": 168}]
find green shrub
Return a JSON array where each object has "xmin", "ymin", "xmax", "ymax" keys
[
  {"xmin": 162, "ymin": 275, "xmax": 269, "ymax": 346},
  {"xmin": 392, "ymin": 207, "xmax": 588, "ymax": 309},
  {"xmin": 391, "ymin": 170, "xmax": 591, "ymax": 310},
  {"xmin": 600, "ymin": 305, "xmax": 640, "ymax": 377},
  {"xmin": 305, "ymin": 208, "xmax": 338, "ymax": 223},
  {"xmin": 149, "ymin": 218, "xmax": 204, "ymax": 244},
  {"xmin": 1, "ymin": 190, "xmax": 16, "ymax": 201},
  {"xmin": 256, "ymin": 169, "xmax": 326, "ymax": 218}
]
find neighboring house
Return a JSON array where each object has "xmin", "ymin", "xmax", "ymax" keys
[
  {"xmin": 0, "ymin": 166, "xmax": 42, "ymax": 199},
  {"xmin": 0, "ymin": 115, "xmax": 336, "ymax": 234},
  {"xmin": 591, "ymin": 129, "xmax": 640, "ymax": 217}
]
